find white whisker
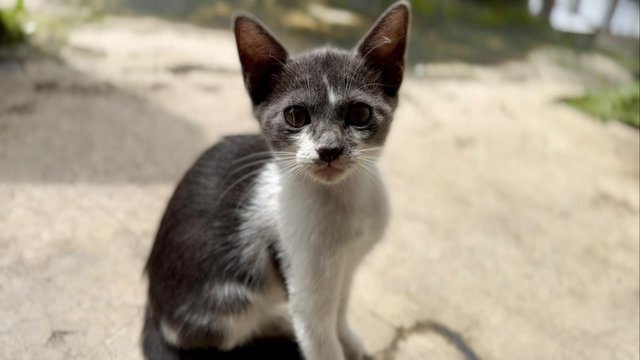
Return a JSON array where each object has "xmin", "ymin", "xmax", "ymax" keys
[{"xmin": 216, "ymin": 169, "xmax": 264, "ymax": 206}]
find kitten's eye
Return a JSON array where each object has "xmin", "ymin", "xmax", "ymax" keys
[
  {"xmin": 283, "ymin": 106, "xmax": 310, "ymax": 128},
  {"xmin": 346, "ymin": 103, "xmax": 372, "ymax": 127}
]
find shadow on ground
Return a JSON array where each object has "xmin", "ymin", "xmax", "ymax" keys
[
  {"xmin": 0, "ymin": 55, "xmax": 207, "ymax": 184},
  {"xmin": 161, "ymin": 337, "xmax": 303, "ymax": 360}
]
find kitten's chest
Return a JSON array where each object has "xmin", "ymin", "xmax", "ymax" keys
[
  {"xmin": 244, "ymin": 162, "xmax": 389, "ymax": 246},
  {"xmin": 278, "ymin": 171, "xmax": 389, "ymax": 246}
]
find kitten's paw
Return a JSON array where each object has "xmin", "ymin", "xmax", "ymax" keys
[{"xmin": 339, "ymin": 328, "xmax": 365, "ymax": 360}]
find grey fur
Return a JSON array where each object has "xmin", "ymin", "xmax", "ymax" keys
[
  {"xmin": 142, "ymin": 2, "xmax": 409, "ymax": 359},
  {"xmin": 255, "ymin": 48, "xmax": 396, "ymax": 153}
]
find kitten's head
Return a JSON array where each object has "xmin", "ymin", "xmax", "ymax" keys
[{"xmin": 234, "ymin": 1, "xmax": 409, "ymax": 184}]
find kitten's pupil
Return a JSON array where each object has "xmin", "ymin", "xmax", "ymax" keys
[
  {"xmin": 347, "ymin": 103, "xmax": 372, "ymax": 127},
  {"xmin": 284, "ymin": 106, "xmax": 310, "ymax": 128}
]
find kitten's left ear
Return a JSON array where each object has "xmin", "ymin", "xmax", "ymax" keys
[
  {"xmin": 234, "ymin": 15, "xmax": 289, "ymax": 104},
  {"xmin": 357, "ymin": 1, "xmax": 410, "ymax": 96}
]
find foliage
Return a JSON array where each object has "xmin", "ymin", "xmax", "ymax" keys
[
  {"xmin": 0, "ymin": 0, "xmax": 27, "ymax": 45},
  {"xmin": 564, "ymin": 83, "xmax": 640, "ymax": 128}
]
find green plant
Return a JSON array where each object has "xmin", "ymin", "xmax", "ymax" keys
[
  {"xmin": 0, "ymin": 0, "xmax": 27, "ymax": 45},
  {"xmin": 564, "ymin": 83, "xmax": 640, "ymax": 128}
]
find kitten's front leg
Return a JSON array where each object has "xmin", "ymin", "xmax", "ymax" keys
[
  {"xmin": 286, "ymin": 250, "xmax": 346, "ymax": 360},
  {"xmin": 337, "ymin": 270, "xmax": 365, "ymax": 360}
]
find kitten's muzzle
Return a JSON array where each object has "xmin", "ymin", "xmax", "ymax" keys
[{"xmin": 316, "ymin": 146, "xmax": 343, "ymax": 164}]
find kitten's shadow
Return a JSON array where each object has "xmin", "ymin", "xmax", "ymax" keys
[
  {"xmin": 174, "ymin": 337, "xmax": 374, "ymax": 360},
  {"xmin": 175, "ymin": 337, "xmax": 302, "ymax": 360}
]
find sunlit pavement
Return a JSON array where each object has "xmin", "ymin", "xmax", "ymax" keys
[{"xmin": 0, "ymin": 17, "xmax": 638, "ymax": 360}]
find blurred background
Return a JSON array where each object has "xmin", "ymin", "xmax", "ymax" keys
[{"xmin": 0, "ymin": 1, "xmax": 638, "ymax": 359}]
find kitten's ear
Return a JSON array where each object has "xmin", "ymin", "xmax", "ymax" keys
[
  {"xmin": 234, "ymin": 15, "xmax": 288, "ymax": 104},
  {"xmin": 357, "ymin": 1, "xmax": 410, "ymax": 96}
]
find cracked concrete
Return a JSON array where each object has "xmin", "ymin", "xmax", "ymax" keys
[
  {"xmin": 1, "ymin": 14, "xmax": 639, "ymax": 360},
  {"xmin": 376, "ymin": 320, "xmax": 480, "ymax": 360}
]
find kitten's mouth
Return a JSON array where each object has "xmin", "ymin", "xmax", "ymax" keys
[{"xmin": 309, "ymin": 163, "xmax": 350, "ymax": 183}]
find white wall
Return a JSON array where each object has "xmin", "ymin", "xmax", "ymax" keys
[{"xmin": 529, "ymin": 0, "xmax": 640, "ymax": 37}]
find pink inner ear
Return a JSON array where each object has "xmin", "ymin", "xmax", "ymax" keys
[
  {"xmin": 359, "ymin": 4, "xmax": 409, "ymax": 60},
  {"xmin": 372, "ymin": 35, "xmax": 400, "ymax": 59},
  {"xmin": 356, "ymin": 3, "xmax": 409, "ymax": 95},
  {"xmin": 235, "ymin": 17, "xmax": 287, "ymax": 68},
  {"xmin": 236, "ymin": 21, "xmax": 266, "ymax": 63},
  {"xmin": 234, "ymin": 16, "xmax": 288, "ymax": 102},
  {"xmin": 379, "ymin": 9, "xmax": 409, "ymax": 43}
]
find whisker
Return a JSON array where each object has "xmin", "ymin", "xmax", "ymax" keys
[
  {"xmin": 358, "ymin": 156, "xmax": 379, "ymax": 163},
  {"xmin": 357, "ymin": 162, "xmax": 379, "ymax": 189},
  {"xmin": 234, "ymin": 181, "xmax": 258, "ymax": 214},
  {"xmin": 359, "ymin": 147, "xmax": 384, "ymax": 152},
  {"xmin": 357, "ymin": 154, "xmax": 379, "ymax": 163},
  {"xmin": 230, "ymin": 151, "xmax": 297, "ymax": 166},
  {"xmin": 229, "ymin": 152, "xmax": 273, "ymax": 165},
  {"xmin": 225, "ymin": 159, "xmax": 272, "ymax": 180},
  {"xmin": 216, "ymin": 169, "xmax": 264, "ymax": 206},
  {"xmin": 276, "ymin": 158, "xmax": 300, "ymax": 169}
]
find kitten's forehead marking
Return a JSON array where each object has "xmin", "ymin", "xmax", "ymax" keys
[{"xmin": 322, "ymin": 74, "xmax": 338, "ymax": 105}]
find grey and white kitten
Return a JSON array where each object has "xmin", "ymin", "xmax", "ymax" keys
[{"xmin": 142, "ymin": 2, "xmax": 410, "ymax": 360}]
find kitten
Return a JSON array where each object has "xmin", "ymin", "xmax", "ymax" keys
[{"xmin": 142, "ymin": 2, "xmax": 410, "ymax": 360}]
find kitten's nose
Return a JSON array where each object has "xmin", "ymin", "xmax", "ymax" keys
[{"xmin": 316, "ymin": 147, "xmax": 343, "ymax": 163}]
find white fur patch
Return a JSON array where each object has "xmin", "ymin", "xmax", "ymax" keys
[
  {"xmin": 296, "ymin": 131, "xmax": 318, "ymax": 163},
  {"xmin": 218, "ymin": 307, "xmax": 261, "ymax": 350},
  {"xmin": 236, "ymin": 162, "xmax": 282, "ymax": 270},
  {"xmin": 275, "ymin": 163, "xmax": 389, "ymax": 359},
  {"xmin": 215, "ymin": 162, "xmax": 291, "ymax": 349},
  {"xmin": 211, "ymin": 283, "xmax": 255, "ymax": 303},
  {"xmin": 323, "ymin": 74, "xmax": 338, "ymax": 105},
  {"xmin": 160, "ymin": 320, "xmax": 181, "ymax": 346}
]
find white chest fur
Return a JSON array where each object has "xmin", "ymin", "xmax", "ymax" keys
[
  {"xmin": 241, "ymin": 162, "xmax": 389, "ymax": 360},
  {"xmin": 250, "ymin": 162, "xmax": 389, "ymax": 257}
]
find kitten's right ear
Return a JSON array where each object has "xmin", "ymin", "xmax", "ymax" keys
[{"xmin": 234, "ymin": 15, "xmax": 288, "ymax": 105}]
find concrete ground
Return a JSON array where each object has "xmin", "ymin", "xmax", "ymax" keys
[{"xmin": 0, "ymin": 16, "xmax": 638, "ymax": 360}]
